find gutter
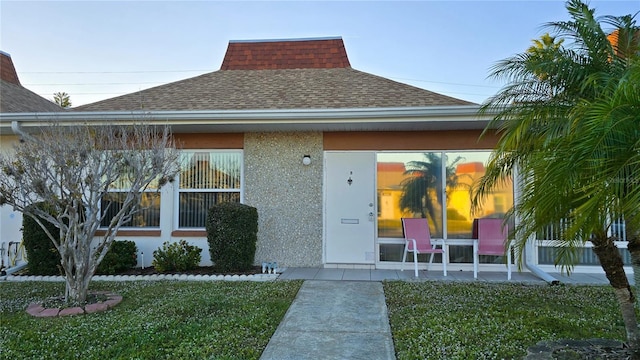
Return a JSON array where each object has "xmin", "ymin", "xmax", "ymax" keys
[
  {"xmin": 1, "ymin": 105, "xmax": 489, "ymax": 123},
  {"xmin": 1, "ymin": 105, "xmax": 500, "ymax": 134}
]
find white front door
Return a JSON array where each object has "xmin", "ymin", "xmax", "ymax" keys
[{"xmin": 324, "ymin": 152, "xmax": 376, "ymax": 264}]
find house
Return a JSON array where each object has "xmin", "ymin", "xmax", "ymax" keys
[
  {"xmin": 0, "ymin": 37, "xmax": 628, "ymax": 274},
  {"xmin": 0, "ymin": 51, "xmax": 63, "ymax": 254},
  {"xmin": 0, "ymin": 51, "xmax": 63, "ymax": 113}
]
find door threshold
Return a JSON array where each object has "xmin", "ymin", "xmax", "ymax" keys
[{"xmin": 323, "ymin": 264, "xmax": 375, "ymax": 270}]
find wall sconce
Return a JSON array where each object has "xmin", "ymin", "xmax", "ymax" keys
[{"xmin": 302, "ymin": 155, "xmax": 311, "ymax": 166}]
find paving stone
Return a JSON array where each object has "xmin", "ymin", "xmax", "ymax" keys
[
  {"xmin": 59, "ymin": 307, "xmax": 85, "ymax": 316},
  {"xmin": 104, "ymin": 296, "xmax": 122, "ymax": 308},
  {"xmin": 35, "ymin": 308, "xmax": 60, "ymax": 317},
  {"xmin": 84, "ymin": 302, "xmax": 108, "ymax": 314},
  {"xmin": 26, "ymin": 303, "xmax": 44, "ymax": 316}
]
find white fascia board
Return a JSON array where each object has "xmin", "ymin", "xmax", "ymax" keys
[{"xmin": 0, "ymin": 105, "xmax": 497, "ymax": 133}]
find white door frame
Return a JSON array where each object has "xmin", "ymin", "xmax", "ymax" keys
[{"xmin": 323, "ymin": 151, "xmax": 377, "ymax": 266}]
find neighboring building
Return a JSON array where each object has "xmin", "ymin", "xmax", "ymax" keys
[
  {"xmin": 0, "ymin": 51, "xmax": 63, "ymax": 255},
  {"xmin": 0, "ymin": 51, "xmax": 62, "ymax": 113},
  {"xmin": 0, "ymin": 38, "xmax": 628, "ymax": 274}
]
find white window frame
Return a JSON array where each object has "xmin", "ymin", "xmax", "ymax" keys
[
  {"xmin": 174, "ymin": 149, "xmax": 244, "ymax": 230},
  {"xmin": 98, "ymin": 150, "xmax": 162, "ymax": 230},
  {"xmin": 100, "ymin": 190, "xmax": 162, "ymax": 229}
]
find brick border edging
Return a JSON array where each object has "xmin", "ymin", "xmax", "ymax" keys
[{"xmin": 26, "ymin": 291, "xmax": 123, "ymax": 317}]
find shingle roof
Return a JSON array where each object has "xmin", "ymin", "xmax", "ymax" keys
[
  {"xmin": 0, "ymin": 51, "xmax": 63, "ymax": 113},
  {"xmin": 1, "ymin": 80, "xmax": 64, "ymax": 113},
  {"xmin": 75, "ymin": 37, "xmax": 473, "ymax": 112}
]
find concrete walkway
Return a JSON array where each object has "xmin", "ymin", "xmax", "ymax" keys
[
  {"xmin": 260, "ymin": 280, "xmax": 396, "ymax": 360},
  {"xmin": 261, "ymin": 268, "xmax": 631, "ymax": 360}
]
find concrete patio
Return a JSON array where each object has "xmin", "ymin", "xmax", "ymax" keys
[{"xmin": 278, "ymin": 267, "xmax": 631, "ymax": 285}]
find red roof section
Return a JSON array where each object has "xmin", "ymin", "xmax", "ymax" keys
[
  {"xmin": 378, "ymin": 162, "xmax": 406, "ymax": 173},
  {"xmin": 221, "ymin": 37, "xmax": 351, "ymax": 70},
  {"xmin": 1, "ymin": 52, "xmax": 20, "ymax": 85},
  {"xmin": 457, "ymin": 162, "xmax": 485, "ymax": 174}
]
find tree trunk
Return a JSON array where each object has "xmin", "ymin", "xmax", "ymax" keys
[
  {"xmin": 627, "ymin": 236, "xmax": 640, "ymax": 308},
  {"xmin": 625, "ymin": 209, "xmax": 640, "ymax": 309},
  {"xmin": 65, "ymin": 275, "xmax": 90, "ymax": 305},
  {"xmin": 59, "ymin": 243, "xmax": 94, "ymax": 306},
  {"xmin": 591, "ymin": 235, "xmax": 639, "ymax": 357}
]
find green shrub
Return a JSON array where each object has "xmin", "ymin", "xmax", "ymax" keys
[
  {"xmin": 206, "ymin": 202, "xmax": 258, "ymax": 272},
  {"xmin": 22, "ymin": 203, "xmax": 61, "ymax": 275},
  {"xmin": 152, "ymin": 240, "xmax": 202, "ymax": 273},
  {"xmin": 96, "ymin": 240, "xmax": 138, "ymax": 275}
]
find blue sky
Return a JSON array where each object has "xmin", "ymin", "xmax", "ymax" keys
[{"xmin": 1, "ymin": 0, "xmax": 638, "ymax": 107}]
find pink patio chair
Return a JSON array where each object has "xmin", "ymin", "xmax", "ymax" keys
[
  {"xmin": 401, "ymin": 218, "xmax": 447, "ymax": 277},
  {"xmin": 473, "ymin": 218, "xmax": 511, "ymax": 280}
]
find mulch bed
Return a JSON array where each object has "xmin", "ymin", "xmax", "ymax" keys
[
  {"xmin": 8, "ymin": 266, "xmax": 264, "ymax": 277},
  {"xmin": 526, "ymin": 338, "xmax": 632, "ymax": 359},
  {"xmin": 104, "ymin": 266, "xmax": 263, "ymax": 277}
]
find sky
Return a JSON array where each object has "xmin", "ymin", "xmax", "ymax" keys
[{"xmin": 1, "ymin": 0, "xmax": 638, "ymax": 107}]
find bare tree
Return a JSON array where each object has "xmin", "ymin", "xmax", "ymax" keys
[{"xmin": 0, "ymin": 122, "xmax": 180, "ymax": 305}]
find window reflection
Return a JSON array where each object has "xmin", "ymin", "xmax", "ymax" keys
[
  {"xmin": 377, "ymin": 153, "xmax": 444, "ymax": 238},
  {"xmin": 100, "ymin": 192, "xmax": 160, "ymax": 228},
  {"xmin": 377, "ymin": 151, "xmax": 513, "ymax": 242},
  {"xmin": 446, "ymin": 152, "xmax": 514, "ymax": 239},
  {"xmin": 99, "ymin": 150, "xmax": 162, "ymax": 228}
]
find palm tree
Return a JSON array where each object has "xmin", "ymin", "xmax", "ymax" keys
[
  {"xmin": 472, "ymin": 0, "xmax": 640, "ymax": 353},
  {"xmin": 526, "ymin": 33, "xmax": 564, "ymax": 83},
  {"xmin": 399, "ymin": 153, "xmax": 464, "ymax": 235}
]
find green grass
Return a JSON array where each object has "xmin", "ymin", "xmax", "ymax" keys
[
  {"xmin": 2, "ymin": 280, "xmax": 628, "ymax": 360},
  {"xmin": 384, "ymin": 281, "xmax": 625, "ymax": 360},
  {"xmin": 0, "ymin": 280, "xmax": 302, "ymax": 360}
]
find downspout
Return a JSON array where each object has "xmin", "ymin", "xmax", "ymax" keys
[
  {"xmin": 11, "ymin": 120, "xmax": 31, "ymax": 141},
  {"xmin": 523, "ymin": 237, "xmax": 560, "ymax": 285},
  {"xmin": 513, "ymin": 166, "xmax": 560, "ymax": 285}
]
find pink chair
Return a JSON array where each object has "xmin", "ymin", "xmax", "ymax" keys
[
  {"xmin": 401, "ymin": 218, "xmax": 447, "ymax": 277},
  {"xmin": 473, "ymin": 218, "xmax": 511, "ymax": 280}
]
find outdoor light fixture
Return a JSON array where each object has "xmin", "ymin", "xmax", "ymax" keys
[{"xmin": 302, "ymin": 155, "xmax": 311, "ymax": 166}]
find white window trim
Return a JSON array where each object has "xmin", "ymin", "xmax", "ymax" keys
[{"xmin": 173, "ymin": 149, "xmax": 244, "ymax": 231}]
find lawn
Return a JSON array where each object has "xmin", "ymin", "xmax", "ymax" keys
[
  {"xmin": 0, "ymin": 280, "xmax": 302, "ymax": 360},
  {"xmin": 1, "ymin": 279, "xmax": 627, "ymax": 360},
  {"xmin": 384, "ymin": 281, "xmax": 625, "ymax": 360}
]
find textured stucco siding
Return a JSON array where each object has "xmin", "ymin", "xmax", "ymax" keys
[{"xmin": 244, "ymin": 132, "xmax": 323, "ymax": 267}]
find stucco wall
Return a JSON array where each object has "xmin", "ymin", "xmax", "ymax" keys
[{"xmin": 244, "ymin": 132, "xmax": 323, "ymax": 267}]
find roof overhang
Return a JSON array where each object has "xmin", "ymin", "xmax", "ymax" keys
[{"xmin": 0, "ymin": 105, "xmax": 496, "ymax": 135}]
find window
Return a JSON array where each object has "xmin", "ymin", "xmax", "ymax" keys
[
  {"xmin": 377, "ymin": 152, "xmax": 443, "ymax": 238},
  {"xmin": 538, "ymin": 246, "xmax": 631, "ymax": 265},
  {"xmin": 99, "ymin": 151, "xmax": 162, "ymax": 229},
  {"xmin": 376, "ymin": 151, "xmax": 514, "ymax": 263},
  {"xmin": 100, "ymin": 192, "xmax": 160, "ymax": 228},
  {"xmin": 178, "ymin": 151, "xmax": 242, "ymax": 228}
]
